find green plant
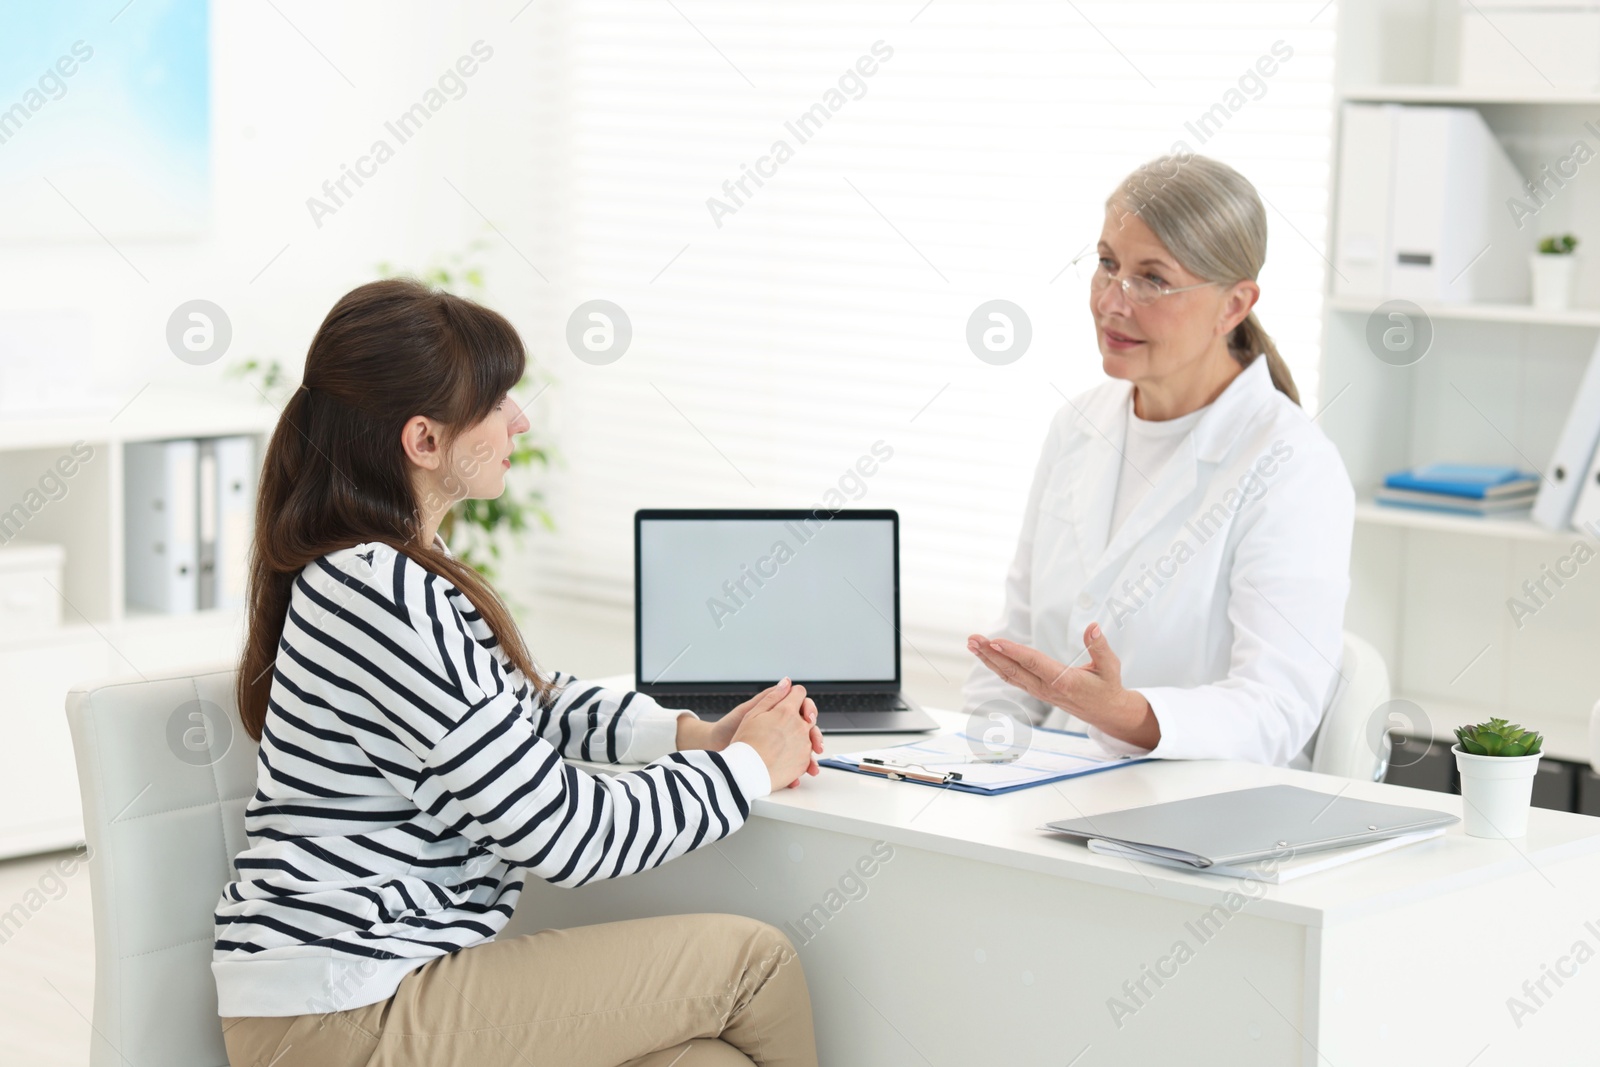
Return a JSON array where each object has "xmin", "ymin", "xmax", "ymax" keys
[
  {"xmin": 374, "ymin": 238, "xmax": 491, "ymax": 299},
  {"xmin": 228, "ymin": 355, "xmax": 295, "ymax": 409},
  {"xmin": 231, "ymin": 356, "xmax": 289, "ymax": 395},
  {"xmin": 1538, "ymin": 234, "xmax": 1579, "ymax": 255},
  {"xmin": 375, "ymin": 239, "xmax": 559, "ymax": 580},
  {"xmin": 1454, "ymin": 717, "xmax": 1543, "ymax": 757}
]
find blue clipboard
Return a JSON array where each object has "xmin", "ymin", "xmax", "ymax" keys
[{"xmin": 819, "ymin": 725, "xmax": 1153, "ymax": 795}]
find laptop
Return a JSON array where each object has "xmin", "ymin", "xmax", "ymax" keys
[{"xmin": 634, "ymin": 508, "xmax": 938, "ymax": 733}]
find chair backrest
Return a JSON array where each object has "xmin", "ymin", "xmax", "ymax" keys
[
  {"xmin": 1310, "ymin": 631, "xmax": 1393, "ymax": 781},
  {"xmin": 65, "ymin": 664, "xmax": 255, "ymax": 1067}
]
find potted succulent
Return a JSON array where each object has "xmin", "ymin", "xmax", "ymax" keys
[
  {"xmin": 1453, "ymin": 718, "xmax": 1544, "ymax": 839},
  {"xmin": 1531, "ymin": 234, "xmax": 1580, "ymax": 311}
]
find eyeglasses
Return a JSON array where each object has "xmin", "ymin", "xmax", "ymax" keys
[{"xmin": 1069, "ymin": 251, "xmax": 1220, "ymax": 307}]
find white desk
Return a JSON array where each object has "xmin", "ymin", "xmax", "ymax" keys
[{"xmin": 504, "ymin": 679, "xmax": 1600, "ymax": 1065}]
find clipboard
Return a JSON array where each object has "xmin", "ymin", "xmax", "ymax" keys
[{"xmin": 820, "ymin": 726, "xmax": 1152, "ymax": 795}]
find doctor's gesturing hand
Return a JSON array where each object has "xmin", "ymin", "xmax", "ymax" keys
[{"xmin": 967, "ymin": 623, "xmax": 1161, "ymax": 752}]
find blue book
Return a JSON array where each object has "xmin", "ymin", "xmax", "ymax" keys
[{"xmin": 1382, "ymin": 463, "xmax": 1538, "ymax": 500}]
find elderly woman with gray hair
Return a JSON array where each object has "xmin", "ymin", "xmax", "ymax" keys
[{"xmin": 965, "ymin": 153, "xmax": 1355, "ymax": 769}]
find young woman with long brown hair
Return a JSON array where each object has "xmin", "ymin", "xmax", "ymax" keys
[{"xmin": 214, "ymin": 278, "xmax": 823, "ymax": 1067}]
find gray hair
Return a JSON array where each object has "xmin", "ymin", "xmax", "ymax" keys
[{"xmin": 1105, "ymin": 153, "xmax": 1299, "ymax": 405}]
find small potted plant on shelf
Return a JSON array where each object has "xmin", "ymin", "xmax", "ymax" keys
[
  {"xmin": 1452, "ymin": 717, "xmax": 1544, "ymax": 839},
  {"xmin": 1531, "ymin": 234, "xmax": 1580, "ymax": 311}
]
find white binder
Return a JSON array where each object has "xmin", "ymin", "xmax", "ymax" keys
[
  {"xmin": 213, "ymin": 436, "xmax": 255, "ymax": 611},
  {"xmin": 1534, "ymin": 336, "xmax": 1600, "ymax": 531},
  {"xmin": 1570, "ymin": 447, "xmax": 1600, "ymax": 533},
  {"xmin": 1333, "ymin": 103, "xmax": 1531, "ymax": 303},
  {"xmin": 196, "ymin": 439, "xmax": 217, "ymax": 610},
  {"xmin": 124, "ymin": 439, "xmax": 199, "ymax": 614},
  {"xmin": 1332, "ymin": 103, "xmax": 1398, "ymax": 297}
]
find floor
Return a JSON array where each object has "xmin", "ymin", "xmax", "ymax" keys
[
  {"xmin": 0, "ymin": 590, "xmax": 972, "ymax": 1064},
  {"xmin": 0, "ymin": 847, "xmax": 96, "ymax": 1066}
]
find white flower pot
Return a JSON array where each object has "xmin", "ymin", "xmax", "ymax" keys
[
  {"xmin": 1530, "ymin": 253, "xmax": 1579, "ymax": 311},
  {"xmin": 1453, "ymin": 744, "xmax": 1541, "ymax": 839}
]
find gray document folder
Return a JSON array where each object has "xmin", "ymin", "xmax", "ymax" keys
[{"xmin": 1044, "ymin": 784, "xmax": 1459, "ymax": 869}]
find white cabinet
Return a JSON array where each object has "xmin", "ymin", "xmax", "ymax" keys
[
  {"xmin": 0, "ymin": 632, "xmax": 110, "ymax": 855},
  {"xmin": 0, "ymin": 387, "xmax": 274, "ymax": 858}
]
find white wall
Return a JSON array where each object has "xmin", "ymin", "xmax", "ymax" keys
[
  {"xmin": 0, "ymin": 1, "xmax": 547, "ymax": 401},
  {"xmin": 494, "ymin": 0, "xmax": 1339, "ymax": 701},
  {"xmin": 0, "ymin": 1, "xmax": 1339, "ymax": 711}
]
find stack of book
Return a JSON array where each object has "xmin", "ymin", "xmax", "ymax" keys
[{"xmin": 1376, "ymin": 464, "xmax": 1539, "ymax": 516}]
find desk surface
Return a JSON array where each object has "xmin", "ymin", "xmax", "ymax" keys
[{"xmin": 592, "ymin": 675, "xmax": 1600, "ymax": 928}]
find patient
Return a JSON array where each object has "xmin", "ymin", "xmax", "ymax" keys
[{"xmin": 214, "ymin": 278, "xmax": 822, "ymax": 1067}]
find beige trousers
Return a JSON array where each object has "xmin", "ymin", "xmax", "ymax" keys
[{"xmin": 221, "ymin": 913, "xmax": 818, "ymax": 1067}]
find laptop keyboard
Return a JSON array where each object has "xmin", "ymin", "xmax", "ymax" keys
[{"xmin": 659, "ymin": 691, "xmax": 910, "ymax": 716}]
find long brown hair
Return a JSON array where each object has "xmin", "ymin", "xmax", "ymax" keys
[
  {"xmin": 1107, "ymin": 152, "xmax": 1300, "ymax": 405},
  {"xmin": 236, "ymin": 277, "xmax": 555, "ymax": 741}
]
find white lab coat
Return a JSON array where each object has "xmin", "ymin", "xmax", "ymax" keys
[{"xmin": 963, "ymin": 354, "xmax": 1355, "ymax": 768}]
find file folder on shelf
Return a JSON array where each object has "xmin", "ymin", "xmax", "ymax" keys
[
  {"xmin": 1535, "ymin": 335, "xmax": 1600, "ymax": 531},
  {"xmin": 197, "ymin": 436, "xmax": 254, "ymax": 611},
  {"xmin": 1567, "ymin": 433, "xmax": 1600, "ymax": 532},
  {"xmin": 1333, "ymin": 103, "xmax": 1531, "ymax": 304},
  {"xmin": 213, "ymin": 436, "xmax": 254, "ymax": 611},
  {"xmin": 196, "ymin": 439, "xmax": 217, "ymax": 611},
  {"xmin": 124, "ymin": 439, "xmax": 199, "ymax": 615}
]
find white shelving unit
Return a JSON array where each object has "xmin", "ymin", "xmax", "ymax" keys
[
  {"xmin": 1327, "ymin": 1, "xmax": 1600, "ymax": 766},
  {"xmin": 0, "ymin": 385, "xmax": 275, "ymax": 858},
  {"xmin": 1352, "ymin": 501, "xmax": 1575, "ymax": 544},
  {"xmin": 1342, "ymin": 85, "xmax": 1600, "ymax": 106},
  {"xmin": 1325, "ymin": 292, "xmax": 1600, "ymax": 329}
]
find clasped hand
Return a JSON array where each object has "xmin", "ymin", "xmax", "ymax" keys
[{"xmin": 677, "ymin": 677, "xmax": 824, "ymax": 790}]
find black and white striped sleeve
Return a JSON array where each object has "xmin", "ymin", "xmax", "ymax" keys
[
  {"xmin": 515, "ymin": 668, "xmax": 692, "ymax": 767},
  {"xmin": 430, "ymin": 571, "xmax": 691, "ymax": 767},
  {"xmin": 318, "ymin": 546, "xmax": 773, "ymax": 887}
]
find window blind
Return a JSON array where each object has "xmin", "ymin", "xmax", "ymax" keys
[{"xmin": 516, "ymin": 0, "xmax": 1339, "ymax": 659}]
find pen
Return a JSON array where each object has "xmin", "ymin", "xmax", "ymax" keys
[{"xmin": 859, "ymin": 758, "xmax": 963, "ymax": 784}]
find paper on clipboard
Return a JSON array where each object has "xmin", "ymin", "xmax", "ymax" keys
[{"xmin": 822, "ymin": 728, "xmax": 1149, "ymax": 793}]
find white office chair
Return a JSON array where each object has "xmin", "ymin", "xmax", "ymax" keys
[
  {"xmin": 65, "ymin": 663, "xmax": 253, "ymax": 1067},
  {"xmin": 1309, "ymin": 630, "xmax": 1394, "ymax": 782}
]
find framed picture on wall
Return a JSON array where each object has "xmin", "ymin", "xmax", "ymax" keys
[{"xmin": 0, "ymin": 0, "xmax": 210, "ymax": 243}]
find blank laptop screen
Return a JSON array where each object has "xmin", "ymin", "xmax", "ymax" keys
[{"xmin": 638, "ymin": 515, "xmax": 897, "ymax": 685}]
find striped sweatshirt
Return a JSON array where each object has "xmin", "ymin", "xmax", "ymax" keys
[{"xmin": 211, "ymin": 539, "xmax": 771, "ymax": 1018}]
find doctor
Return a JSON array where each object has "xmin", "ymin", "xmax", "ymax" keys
[{"xmin": 965, "ymin": 153, "xmax": 1354, "ymax": 768}]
